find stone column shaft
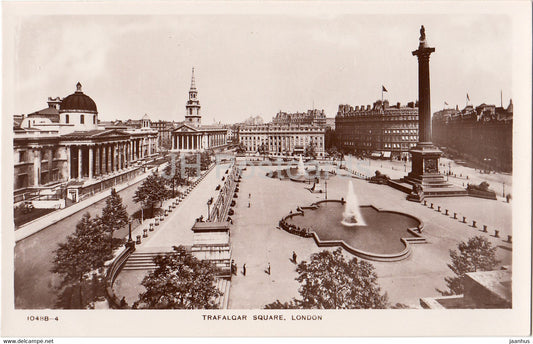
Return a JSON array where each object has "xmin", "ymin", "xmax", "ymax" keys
[
  {"xmin": 78, "ymin": 146, "xmax": 82, "ymax": 179},
  {"xmin": 88, "ymin": 146, "xmax": 93, "ymax": 179}
]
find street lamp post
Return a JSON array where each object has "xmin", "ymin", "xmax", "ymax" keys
[
  {"xmin": 325, "ymin": 177, "xmax": 328, "ymax": 200},
  {"xmin": 128, "ymin": 221, "xmax": 133, "ymax": 242},
  {"xmin": 207, "ymin": 197, "xmax": 213, "ymax": 221}
]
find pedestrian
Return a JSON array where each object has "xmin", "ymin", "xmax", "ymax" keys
[
  {"xmin": 248, "ymin": 202, "xmax": 250, "ymax": 208},
  {"xmin": 243, "ymin": 263, "xmax": 246, "ymax": 276},
  {"xmin": 267, "ymin": 262, "xmax": 271, "ymax": 275},
  {"xmin": 292, "ymin": 251, "xmax": 297, "ymax": 264},
  {"xmin": 249, "ymin": 193, "xmax": 251, "ymax": 198}
]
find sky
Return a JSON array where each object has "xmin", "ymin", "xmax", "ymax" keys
[{"xmin": 11, "ymin": 10, "xmax": 513, "ymax": 124}]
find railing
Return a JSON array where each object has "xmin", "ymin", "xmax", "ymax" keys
[{"xmin": 209, "ymin": 164, "xmax": 239, "ymax": 222}]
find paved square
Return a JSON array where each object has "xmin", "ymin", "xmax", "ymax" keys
[{"xmin": 228, "ymin": 164, "xmax": 512, "ymax": 308}]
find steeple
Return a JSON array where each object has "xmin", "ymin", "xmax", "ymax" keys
[
  {"xmin": 185, "ymin": 67, "xmax": 201, "ymax": 126},
  {"xmin": 190, "ymin": 67, "xmax": 196, "ymax": 91}
]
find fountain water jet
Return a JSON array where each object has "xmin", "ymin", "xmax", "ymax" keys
[
  {"xmin": 297, "ymin": 155, "xmax": 306, "ymax": 176},
  {"xmin": 341, "ymin": 180, "xmax": 366, "ymax": 226}
]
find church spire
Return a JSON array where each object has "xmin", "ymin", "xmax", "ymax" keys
[
  {"xmin": 185, "ymin": 67, "xmax": 201, "ymax": 126},
  {"xmin": 190, "ymin": 67, "xmax": 196, "ymax": 90}
]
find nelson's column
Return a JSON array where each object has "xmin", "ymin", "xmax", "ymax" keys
[{"xmin": 405, "ymin": 25, "xmax": 467, "ymax": 201}]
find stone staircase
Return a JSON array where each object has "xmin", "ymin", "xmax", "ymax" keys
[
  {"xmin": 214, "ymin": 277, "xmax": 231, "ymax": 309},
  {"xmin": 122, "ymin": 251, "xmax": 165, "ymax": 271}
]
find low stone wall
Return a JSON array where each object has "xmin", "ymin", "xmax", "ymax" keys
[{"xmin": 105, "ymin": 245, "xmax": 135, "ymax": 309}]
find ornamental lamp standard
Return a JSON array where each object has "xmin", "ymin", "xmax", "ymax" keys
[
  {"xmin": 207, "ymin": 197, "xmax": 213, "ymax": 221},
  {"xmin": 325, "ymin": 177, "xmax": 328, "ymax": 200},
  {"xmin": 125, "ymin": 218, "xmax": 134, "ymax": 249}
]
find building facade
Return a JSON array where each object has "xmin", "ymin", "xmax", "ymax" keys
[
  {"xmin": 335, "ymin": 99, "xmax": 419, "ymax": 159},
  {"xmin": 13, "ymin": 83, "xmax": 158, "ymax": 204},
  {"xmin": 237, "ymin": 124, "xmax": 325, "ymax": 157},
  {"xmin": 272, "ymin": 109, "xmax": 327, "ymax": 127},
  {"xmin": 432, "ymin": 100, "xmax": 513, "ymax": 172},
  {"xmin": 171, "ymin": 68, "xmax": 228, "ymax": 152},
  {"xmin": 152, "ymin": 120, "xmax": 179, "ymax": 150}
]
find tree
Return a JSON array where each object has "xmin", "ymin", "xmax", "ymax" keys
[
  {"xmin": 51, "ymin": 213, "xmax": 111, "ymax": 308},
  {"xmin": 184, "ymin": 155, "xmax": 199, "ymax": 181},
  {"xmin": 101, "ymin": 188, "xmax": 129, "ymax": 252},
  {"xmin": 134, "ymin": 246, "xmax": 222, "ymax": 309},
  {"xmin": 133, "ymin": 173, "xmax": 170, "ymax": 218},
  {"xmin": 258, "ymin": 143, "xmax": 268, "ymax": 160},
  {"xmin": 265, "ymin": 248, "xmax": 388, "ymax": 309},
  {"xmin": 304, "ymin": 143, "xmax": 317, "ymax": 159},
  {"xmin": 200, "ymin": 151, "xmax": 213, "ymax": 171},
  {"xmin": 236, "ymin": 143, "xmax": 246, "ymax": 154},
  {"xmin": 442, "ymin": 236, "xmax": 500, "ymax": 295},
  {"xmin": 162, "ymin": 154, "xmax": 186, "ymax": 197}
]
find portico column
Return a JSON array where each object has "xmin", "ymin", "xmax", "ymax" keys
[
  {"xmin": 121, "ymin": 142, "xmax": 125, "ymax": 169},
  {"xmin": 102, "ymin": 145, "xmax": 107, "ymax": 174},
  {"xmin": 95, "ymin": 145, "xmax": 100, "ymax": 177},
  {"xmin": 78, "ymin": 146, "xmax": 82, "ymax": 179},
  {"xmin": 67, "ymin": 146, "xmax": 72, "ymax": 180},
  {"xmin": 186, "ymin": 135, "xmax": 189, "ymax": 150},
  {"xmin": 148, "ymin": 137, "xmax": 152, "ymax": 156},
  {"xmin": 107, "ymin": 144, "xmax": 112, "ymax": 173},
  {"xmin": 114, "ymin": 143, "xmax": 119, "ymax": 171},
  {"xmin": 117, "ymin": 143, "xmax": 121, "ymax": 170},
  {"xmin": 88, "ymin": 146, "xmax": 94, "ymax": 179}
]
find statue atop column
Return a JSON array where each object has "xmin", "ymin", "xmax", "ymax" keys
[{"xmin": 419, "ymin": 25, "xmax": 426, "ymax": 42}]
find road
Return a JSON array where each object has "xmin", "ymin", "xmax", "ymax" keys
[
  {"xmin": 14, "ymin": 179, "xmax": 145, "ymax": 309},
  {"xmin": 344, "ymin": 155, "xmax": 512, "ymax": 200}
]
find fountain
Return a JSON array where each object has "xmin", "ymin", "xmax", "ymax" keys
[
  {"xmin": 278, "ymin": 178, "xmax": 426, "ymax": 261},
  {"xmin": 341, "ymin": 180, "xmax": 366, "ymax": 226},
  {"xmin": 297, "ymin": 155, "xmax": 306, "ymax": 176}
]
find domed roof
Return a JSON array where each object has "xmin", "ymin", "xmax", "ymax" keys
[{"xmin": 60, "ymin": 82, "xmax": 97, "ymax": 113}]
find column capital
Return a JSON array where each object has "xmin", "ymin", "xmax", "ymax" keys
[{"xmin": 412, "ymin": 46, "xmax": 435, "ymax": 59}]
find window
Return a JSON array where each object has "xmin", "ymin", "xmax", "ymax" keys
[
  {"xmin": 65, "ymin": 114, "xmax": 69, "ymax": 123},
  {"xmin": 80, "ymin": 115, "xmax": 84, "ymax": 124},
  {"xmin": 19, "ymin": 151, "xmax": 26, "ymax": 163},
  {"xmin": 93, "ymin": 115, "xmax": 96, "ymax": 124}
]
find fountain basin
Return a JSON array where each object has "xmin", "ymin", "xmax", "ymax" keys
[{"xmin": 279, "ymin": 200, "xmax": 425, "ymax": 262}]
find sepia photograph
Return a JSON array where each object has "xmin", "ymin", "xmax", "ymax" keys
[{"xmin": 1, "ymin": 0, "xmax": 531, "ymax": 339}]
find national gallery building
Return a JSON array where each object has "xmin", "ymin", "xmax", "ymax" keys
[{"xmin": 13, "ymin": 83, "xmax": 158, "ymax": 204}]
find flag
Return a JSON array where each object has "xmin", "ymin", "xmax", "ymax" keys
[
  {"xmin": 382, "ymin": 85, "xmax": 388, "ymax": 92},
  {"xmin": 444, "ymin": 101, "xmax": 449, "ymax": 105},
  {"xmin": 466, "ymin": 93, "xmax": 470, "ymax": 101}
]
